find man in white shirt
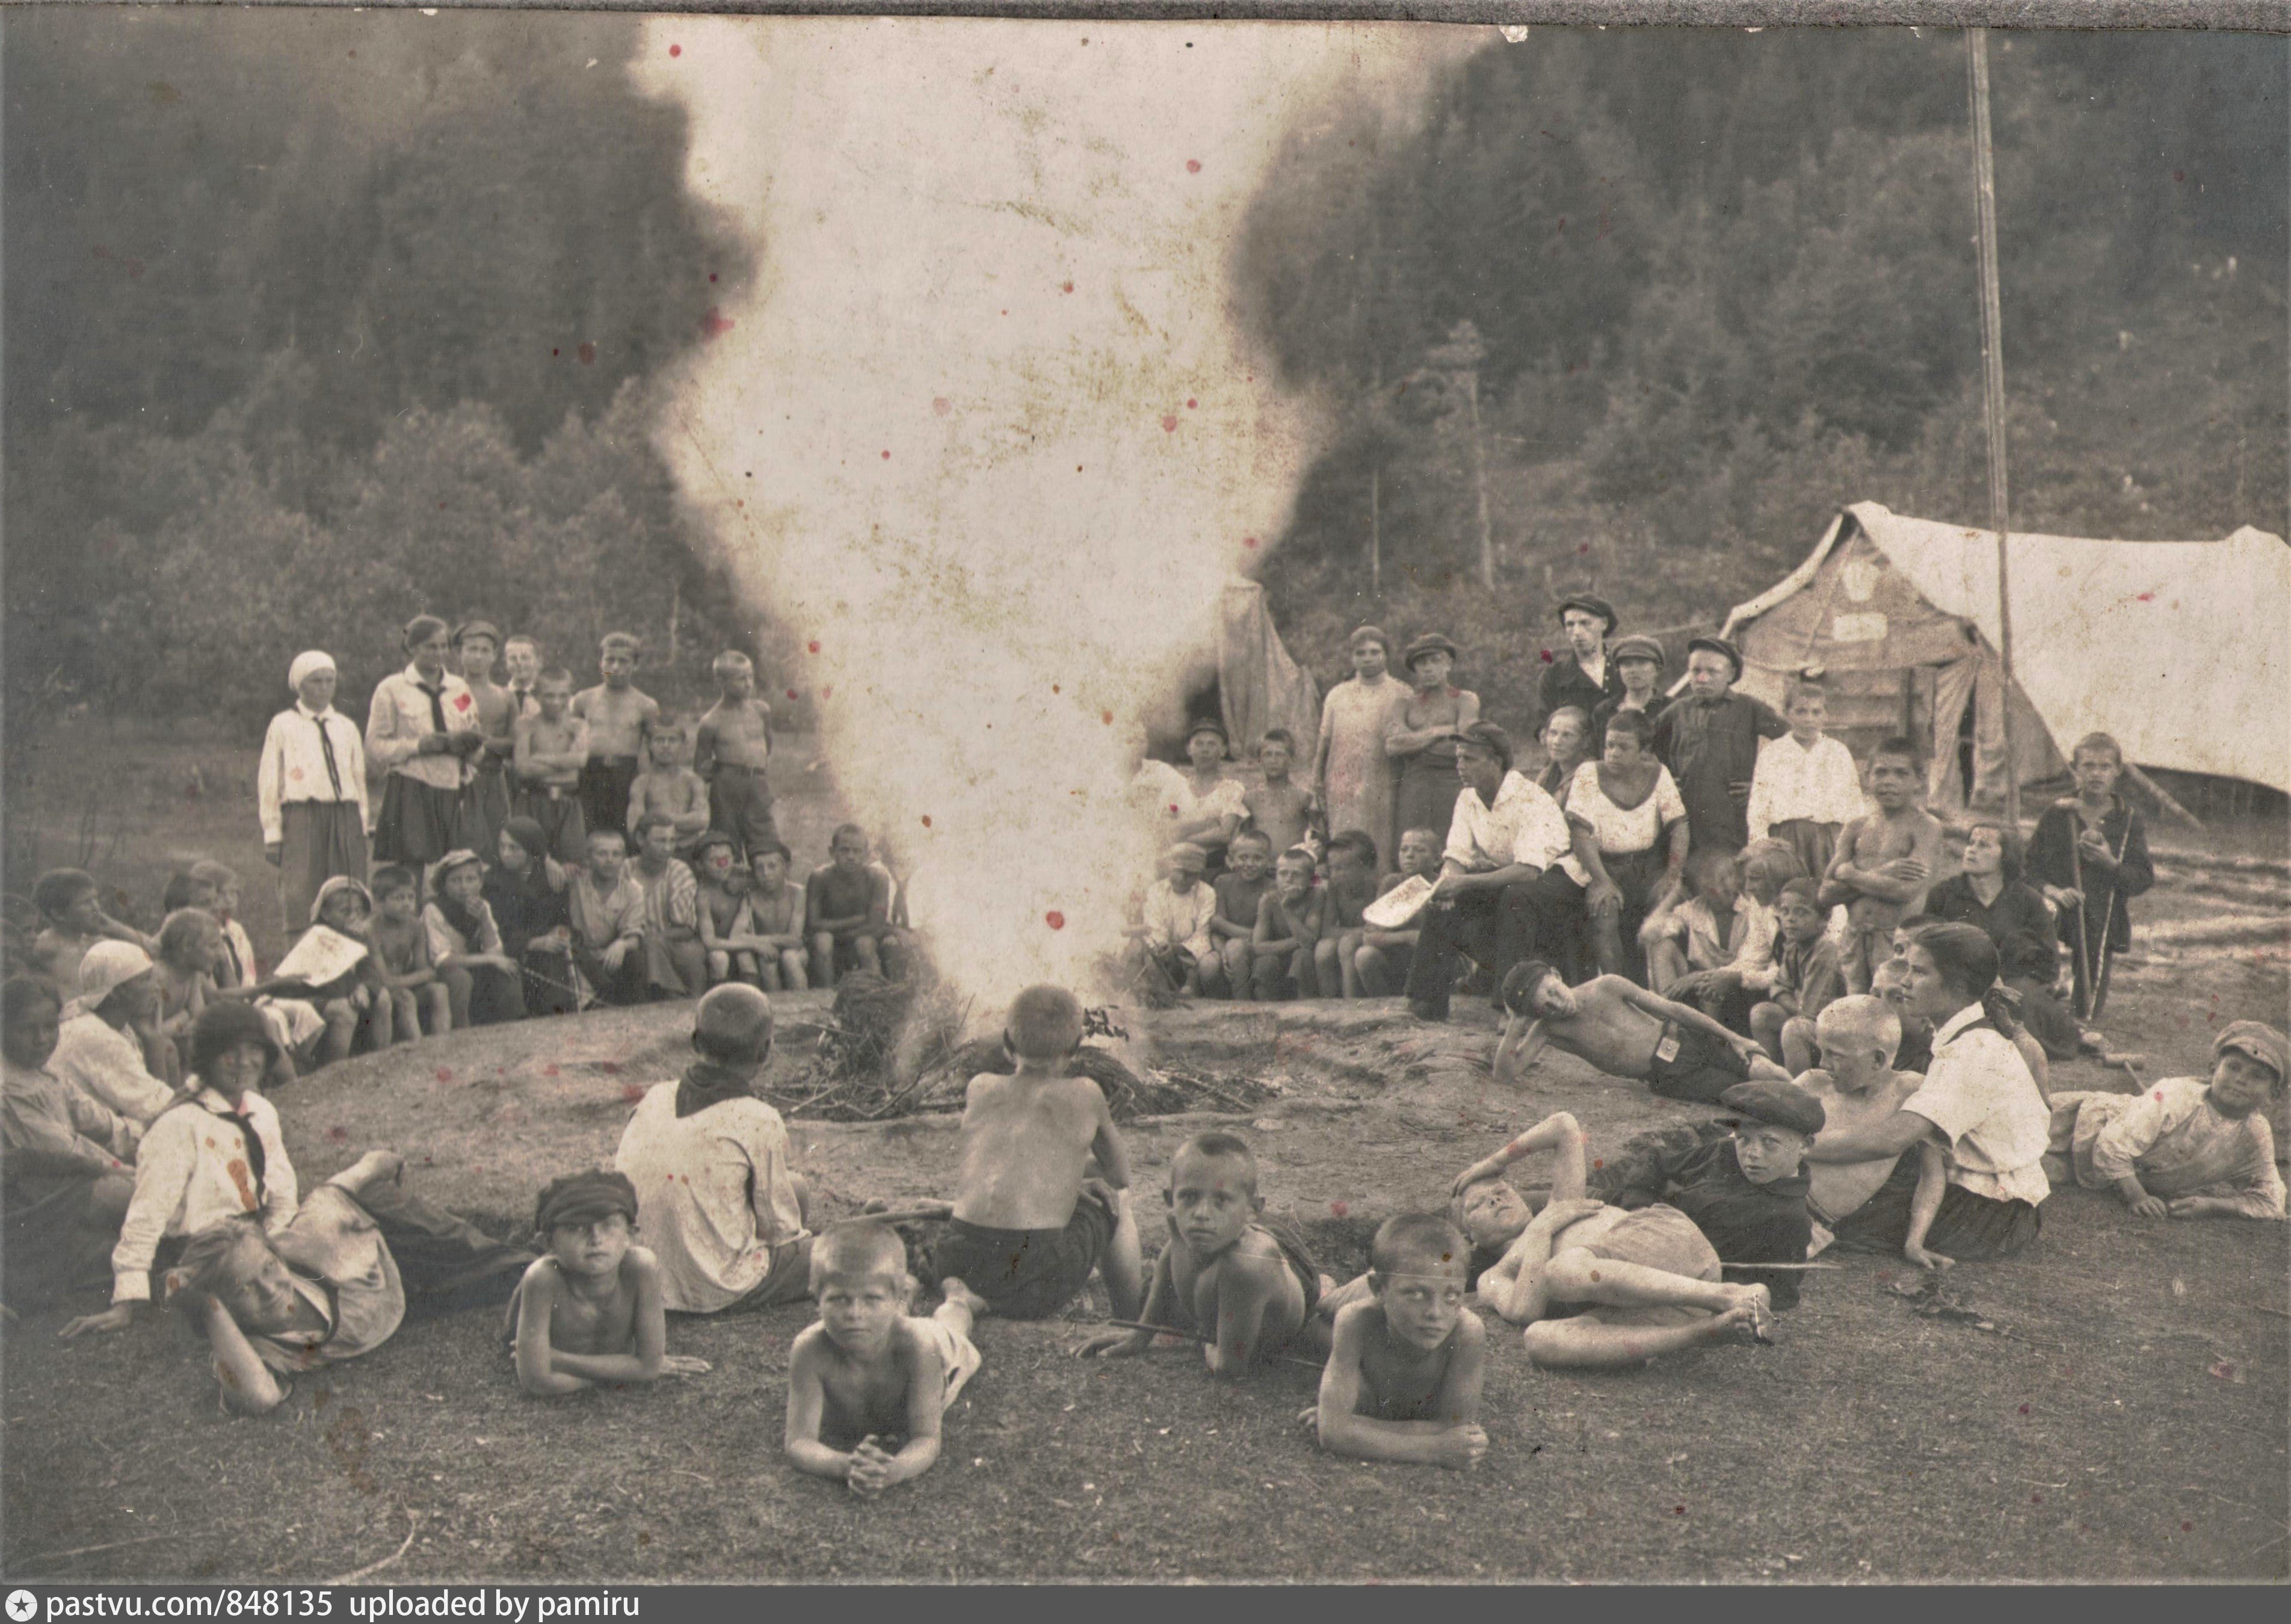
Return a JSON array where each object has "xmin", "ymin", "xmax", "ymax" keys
[{"xmin": 1407, "ymin": 723, "xmax": 1575, "ymax": 1022}]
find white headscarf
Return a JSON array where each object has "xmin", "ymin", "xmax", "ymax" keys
[
  {"xmin": 288, "ymin": 649, "xmax": 337, "ymax": 697},
  {"xmin": 65, "ymin": 941, "xmax": 155, "ymax": 1020}
]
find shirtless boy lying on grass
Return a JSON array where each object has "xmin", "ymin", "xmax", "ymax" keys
[
  {"xmin": 1493, "ymin": 959, "xmax": 1792, "ymax": 1104},
  {"xmin": 1305, "ymin": 1213, "xmax": 1488, "ymax": 1469},
  {"xmin": 785, "ymin": 1223, "xmax": 984, "ymax": 1498},
  {"xmin": 1079, "ymin": 1131, "xmax": 1330, "ymax": 1373},
  {"xmin": 1443, "ymin": 1110, "xmax": 1776, "ymax": 1369},
  {"xmin": 507, "ymin": 1170, "xmax": 709, "ymax": 1398}
]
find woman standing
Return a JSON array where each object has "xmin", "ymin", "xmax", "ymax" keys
[
  {"xmin": 366, "ymin": 616, "xmax": 484, "ymax": 876},
  {"xmin": 1807, "ymin": 922, "xmax": 2051, "ymax": 1264},
  {"xmin": 1314, "ymin": 626, "xmax": 1405, "ymax": 865},
  {"xmin": 1385, "ymin": 634, "xmax": 1479, "ymax": 858},
  {"xmin": 257, "ymin": 651, "xmax": 371, "ymax": 940}
]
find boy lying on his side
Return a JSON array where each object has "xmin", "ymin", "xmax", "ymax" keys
[{"xmin": 1493, "ymin": 959, "xmax": 1793, "ymax": 1104}]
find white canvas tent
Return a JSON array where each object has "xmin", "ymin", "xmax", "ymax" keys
[
  {"xmin": 1716, "ymin": 502, "xmax": 2290, "ymax": 807},
  {"xmin": 1207, "ymin": 576, "xmax": 1320, "ymax": 756}
]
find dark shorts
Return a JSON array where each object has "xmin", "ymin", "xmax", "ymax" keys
[
  {"xmin": 1642, "ymin": 1019, "xmax": 1752, "ymax": 1105},
  {"xmin": 579, "ymin": 756, "xmax": 642, "ymax": 841},
  {"xmin": 1829, "ymin": 1153, "xmax": 2044, "ymax": 1263},
  {"xmin": 518, "ymin": 785, "xmax": 590, "ymax": 865},
  {"xmin": 933, "ymin": 1182, "xmax": 1117, "ymax": 1319},
  {"xmin": 708, "ymin": 766, "xmax": 779, "ymax": 859}
]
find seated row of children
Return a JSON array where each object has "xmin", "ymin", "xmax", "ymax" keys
[{"xmin": 11, "ymin": 816, "xmax": 914, "ymax": 1082}]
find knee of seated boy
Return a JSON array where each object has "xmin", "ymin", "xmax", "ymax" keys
[{"xmin": 706, "ymin": 948, "xmax": 732, "ymax": 982}]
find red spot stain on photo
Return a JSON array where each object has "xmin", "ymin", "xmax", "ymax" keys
[
  {"xmin": 226, "ymin": 1158, "xmax": 259, "ymax": 1211},
  {"xmin": 1540, "ymin": 649, "xmax": 1554, "ymax": 663},
  {"xmin": 1186, "ymin": 159, "xmax": 1202, "ymax": 173},
  {"xmin": 1592, "ymin": 1158, "xmax": 1603, "ymax": 1169},
  {"xmin": 597, "ymin": 1060, "xmax": 622, "ymax": 1075},
  {"xmin": 1161, "ymin": 416, "xmax": 1179, "ymax": 431},
  {"xmin": 1328, "ymin": 1200, "xmax": 1348, "ymax": 1217},
  {"xmin": 920, "ymin": 815, "xmax": 932, "ymax": 827},
  {"xmin": 621, "ymin": 1085, "xmax": 645, "ymax": 1105},
  {"xmin": 577, "ymin": 342, "xmax": 597, "ymax": 365},
  {"xmin": 709, "ymin": 273, "xmax": 718, "ymax": 283},
  {"xmin": 1242, "ymin": 536, "xmax": 1258, "ymax": 549},
  {"xmin": 1044, "ymin": 911, "xmax": 1065, "ymax": 930},
  {"xmin": 1673, "ymin": 1506, "xmax": 1685, "ymax": 1516},
  {"xmin": 881, "ymin": 450, "xmax": 891, "ymax": 460},
  {"xmin": 821, "ymin": 685, "xmax": 833, "ymax": 699},
  {"xmin": 327, "ymin": 1126, "xmax": 349, "ymax": 1143},
  {"xmin": 2137, "ymin": 591, "xmax": 2155, "ymax": 602},
  {"xmin": 1062, "ymin": 281, "xmax": 1075, "ymax": 294},
  {"xmin": 1101, "ymin": 710, "xmax": 1114, "ymax": 724},
  {"xmin": 2030, "ymin": 1495, "xmax": 2042, "ymax": 1504},
  {"xmin": 2018, "ymin": 1404, "xmax": 2030, "ymax": 1414},
  {"xmin": 669, "ymin": 43, "xmax": 682, "ymax": 57},
  {"xmin": 808, "ymin": 640, "xmax": 822, "ymax": 654},
  {"xmin": 787, "ymin": 690, "xmax": 800, "ymax": 700},
  {"xmin": 933, "ymin": 397, "xmax": 952, "ymax": 415},
  {"xmin": 1186, "ymin": 398, "xmax": 1198, "ymax": 409},
  {"xmin": 1579, "ymin": 543, "xmax": 1590, "ymax": 554},
  {"xmin": 701, "ymin": 307, "xmax": 735, "ymax": 339},
  {"xmin": 1052, "ymin": 683, "xmax": 1061, "ymax": 693},
  {"xmin": 543, "ymin": 1064, "xmax": 560, "ymax": 1077},
  {"xmin": 435, "ymin": 1067, "xmax": 454, "ymax": 1082}
]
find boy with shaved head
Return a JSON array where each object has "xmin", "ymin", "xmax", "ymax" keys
[
  {"xmin": 930, "ymin": 984, "xmax": 1144, "ymax": 1320},
  {"xmin": 614, "ymin": 985, "xmax": 814, "ymax": 1313},
  {"xmin": 786, "ymin": 1223, "xmax": 984, "ymax": 1496},
  {"xmin": 1080, "ymin": 1131, "xmax": 1327, "ymax": 1372}
]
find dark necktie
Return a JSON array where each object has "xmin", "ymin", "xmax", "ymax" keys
[
  {"xmin": 311, "ymin": 712, "xmax": 345, "ymax": 799},
  {"xmin": 217, "ymin": 1106, "xmax": 268, "ymax": 1202},
  {"xmin": 418, "ymin": 679, "xmax": 449, "ymax": 735}
]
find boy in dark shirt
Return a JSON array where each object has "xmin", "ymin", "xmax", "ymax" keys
[{"xmin": 2027, "ymin": 732, "xmax": 2155, "ymax": 1023}]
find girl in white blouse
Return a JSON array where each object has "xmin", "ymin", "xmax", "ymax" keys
[{"xmin": 1556, "ymin": 711, "xmax": 1689, "ymax": 980}]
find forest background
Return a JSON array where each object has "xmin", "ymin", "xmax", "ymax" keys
[{"xmin": 7, "ymin": 13, "xmax": 2283, "ymax": 797}]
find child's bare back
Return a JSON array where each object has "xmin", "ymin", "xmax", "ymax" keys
[{"xmin": 952, "ymin": 1070, "xmax": 1111, "ymax": 1230}]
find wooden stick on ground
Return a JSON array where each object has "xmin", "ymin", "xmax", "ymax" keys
[
  {"xmin": 1719, "ymin": 1260, "xmax": 1845, "ymax": 1271},
  {"xmin": 831, "ymin": 1205, "xmax": 954, "ymax": 1227}
]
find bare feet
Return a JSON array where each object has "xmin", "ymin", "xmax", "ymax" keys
[
  {"xmin": 1709, "ymin": 1283, "xmax": 1774, "ymax": 1345},
  {"xmin": 939, "ymin": 1277, "xmax": 989, "ymax": 1318}
]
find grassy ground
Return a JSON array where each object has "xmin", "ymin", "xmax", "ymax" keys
[{"xmin": 3, "ymin": 724, "xmax": 2285, "ymax": 1582}]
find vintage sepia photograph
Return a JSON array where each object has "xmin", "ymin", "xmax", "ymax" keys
[{"xmin": 2, "ymin": 1, "xmax": 2285, "ymax": 1587}]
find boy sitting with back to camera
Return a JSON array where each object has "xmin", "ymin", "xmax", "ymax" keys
[
  {"xmin": 1079, "ymin": 1130, "xmax": 1327, "ymax": 1373},
  {"xmin": 926, "ymin": 985, "xmax": 1145, "ymax": 1321}
]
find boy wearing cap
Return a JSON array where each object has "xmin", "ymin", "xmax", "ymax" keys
[
  {"xmin": 1649, "ymin": 637, "xmax": 1789, "ymax": 857},
  {"xmin": 1818, "ymin": 736, "xmax": 1944, "ymax": 994},
  {"xmin": 1539, "ymin": 593, "xmax": 1625, "ymax": 735},
  {"xmin": 1404, "ymin": 722, "xmax": 1574, "ymax": 1023},
  {"xmin": 1590, "ymin": 633, "xmax": 1669, "ymax": 754},
  {"xmin": 572, "ymin": 632, "xmax": 661, "ymax": 842},
  {"xmin": 1242, "ymin": 727, "xmax": 1321, "ymax": 865},
  {"xmin": 508, "ymin": 1170, "xmax": 711, "ymax": 1397},
  {"xmin": 1132, "ymin": 843, "xmax": 1220, "ymax": 999},
  {"xmin": 2042, "ymin": 1021, "xmax": 2286, "ymax": 1221},
  {"xmin": 1441, "ymin": 1110, "xmax": 1778, "ymax": 1366}
]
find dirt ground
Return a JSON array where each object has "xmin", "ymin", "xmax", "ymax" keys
[
  {"xmin": 5, "ymin": 954, "xmax": 2286, "ymax": 1582},
  {"xmin": 4, "ymin": 724, "xmax": 2285, "ymax": 1581}
]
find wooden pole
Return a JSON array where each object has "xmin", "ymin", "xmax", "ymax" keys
[
  {"xmin": 1465, "ymin": 368, "xmax": 1494, "ymax": 590},
  {"xmin": 1967, "ymin": 28, "xmax": 2021, "ymax": 831},
  {"xmin": 1369, "ymin": 462, "xmax": 1383, "ymax": 597}
]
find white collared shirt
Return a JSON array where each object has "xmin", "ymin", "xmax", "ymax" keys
[
  {"xmin": 615, "ymin": 1082, "xmax": 808, "ymax": 1313},
  {"xmin": 257, "ymin": 702, "xmax": 372, "ymax": 843},
  {"xmin": 1667, "ymin": 893, "xmax": 1780, "ymax": 990},
  {"xmin": 1443, "ymin": 770, "xmax": 1572, "ymax": 875},
  {"xmin": 112, "ymin": 1086, "xmax": 299, "ymax": 1303},
  {"xmin": 1903, "ymin": 1005, "xmax": 2053, "ymax": 1207},
  {"xmin": 1747, "ymin": 732, "xmax": 1867, "ymax": 839},
  {"xmin": 1141, "ymin": 878, "xmax": 1219, "ymax": 961},
  {"xmin": 366, "ymin": 664, "xmax": 479, "ymax": 791}
]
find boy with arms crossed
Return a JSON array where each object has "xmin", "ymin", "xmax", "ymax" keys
[
  {"xmin": 1818, "ymin": 736, "xmax": 1943, "ymax": 993},
  {"xmin": 694, "ymin": 650, "xmax": 780, "ymax": 860},
  {"xmin": 572, "ymin": 632, "xmax": 660, "ymax": 843},
  {"xmin": 1080, "ymin": 1131, "xmax": 1326, "ymax": 1372},
  {"xmin": 930, "ymin": 985, "xmax": 1144, "ymax": 1320},
  {"xmin": 786, "ymin": 1224, "xmax": 984, "ymax": 1497},
  {"xmin": 508, "ymin": 1170, "xmax": 710, "ymax": 1397},
  {"xmin": 1307, "ymin": 1212, "xmax": 1488, "ymax": 1469},
  {"xmin": 626, "ymin": 719, "xmax": 712, "ymax": 856},
  {"xmin": 513, "ymin": 670, "xmax": 592, "ymax": 865}
]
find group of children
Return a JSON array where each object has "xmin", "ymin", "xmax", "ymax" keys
[
  {"xmin": 1129, "ymin": 646, "xmax": 2146, "ymax": 1100},
  {"xmin": 11, "ymin": 626, "xmax": 925, "ymax": 1087}
]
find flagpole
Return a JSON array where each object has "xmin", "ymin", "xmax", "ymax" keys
[{"xmin": 1968, "ymin": 26, "xmax": 2021, "ymax": 830}]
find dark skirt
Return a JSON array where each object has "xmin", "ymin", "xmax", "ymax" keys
[
  {"xmin": 452, "ymin": 762, "xmax": 513, "ymax": 864},
  {"xmin": 373, "ymin": 774, "xmax": 462, "ymax": 867},
  {"xmin": 277, "ymin": 800, "xmax": 370, "ymax": 933},
  {"xmin": 1830, "ymin": 1153, "xmax": 2044, "ymax": 1262},
  {"xmin": 1394, "ymin": 742, "xmax": 1464, "ymax": 856}
]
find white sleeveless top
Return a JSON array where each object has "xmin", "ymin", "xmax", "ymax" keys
[{"xmin": 1559, "ymin": 762, "xmax": 1686, "ymax": 884}]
